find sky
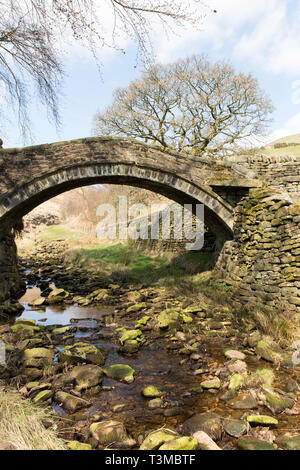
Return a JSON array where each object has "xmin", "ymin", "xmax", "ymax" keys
[{"xmin": 3, "ymin": 0, "xmax": 300, "ymax": 148}]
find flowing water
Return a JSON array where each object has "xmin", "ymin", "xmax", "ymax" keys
[{"xmin": 11, "ymin": 288, "xmax": 300, "ymax": 448}]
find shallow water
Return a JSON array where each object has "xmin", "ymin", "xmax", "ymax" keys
[
  {"xmin": 17, "ymin": 302, "xmax": 115, "ymax": 326},
  {"xmin": 10, "ymin": 291, "xmax": 300, "ymax": 448}
]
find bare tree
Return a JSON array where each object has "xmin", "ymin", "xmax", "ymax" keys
[
  {"xmin": 0, "ymin": 0, "xmax": 210, "ymax": 139},
  {"xmin": 94, "ymin": 55, "xmax": 274, "ymax": 156}
]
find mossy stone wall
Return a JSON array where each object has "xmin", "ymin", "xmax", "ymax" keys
[{"xmin": 215, "ymin": 188, "xmax": 300, "ymax": 310}]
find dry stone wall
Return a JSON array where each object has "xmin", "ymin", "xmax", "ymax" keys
[
  {"xmin": 221, "ymin": 155, "xmax": 300, "ymax": 197},
  {"xmin": 215, "ymin": 188, "xmax": 300, "ymax": 310},
  {"xmin": 0, "ymin": 232, "xmax": 25, "ymax": 310}
]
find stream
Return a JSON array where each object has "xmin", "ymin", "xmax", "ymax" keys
[{"xmin": 10, "ymin": 286, "xmax": 300, "ymax": 450}]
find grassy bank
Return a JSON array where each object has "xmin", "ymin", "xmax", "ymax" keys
[
  {"xmin": 65, "ymin": 241, "xmax": 213, "ymax": 286},
  {"xmin": 0, "ymin": 388, "xmax": 66, "ymax": 450}
]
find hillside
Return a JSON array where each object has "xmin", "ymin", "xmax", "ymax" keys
[
  {"xmin": 263, "ymin": 132, "xmax": 300, "ymax": 156},
  {"xmin": 267, "ymin": 132, "xmax": 300, "ymax": 147}
]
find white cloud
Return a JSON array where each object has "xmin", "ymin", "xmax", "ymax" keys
[
  {"xmin": 233, "ymin": 1, "xmax": 300, "ymax": 75},
  {"xmin": 151, "ymin": 0, "xmax": 280, "ymax": 62},
  {"xmin": 150, "ymin": 0, "xmax": 300, "ymax": 77}
]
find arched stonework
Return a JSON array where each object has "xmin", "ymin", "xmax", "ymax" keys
[
  {"xmin": 0, "ymin": 136, "xmax": 263, "ymax": 307},
  {"xmin": 0, "ymin": 162, "xmax": 234, "ymax": 236},
  {"xmin": 0, "ymin": 136, "xmax": 258, "ymax": 238}
]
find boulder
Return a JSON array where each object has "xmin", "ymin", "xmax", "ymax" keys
[
  {"xmin": 277, "ymin": 435, "xmax": 300, "ymax": 450},
  {"xmin": 228, "ymin": 391, "xmax": 258, "ymax": 410},
  {"xmin": 33, "ymin": 389, "xmax": 53, "ymax": 404},
  {"xmin": 67, "ymin": 441, "xmax": 92, "ymax": 450},
  {"xmin": 90, "ymin": 420, "xmax": 135, "ymax": 447},
  {"xmin": 192, "ymin": 431, "xmax": 222, "ymax": 450},
  {"xmin": 237, "ymin": 436, "xmax": 275, "ymax": 450},
  {"xmin": 141, "ymin": 385, "xmax": 164, "ymax": 398},
  {"xmin": 120, "ymin": 329, "xmax": 142, "ymax": 343},
  {"xmin": 223, "ymin": 418, "xmax": 249, "ymax": 438},
  {"xmin": 70, "ymin": 364, "xmax": 104, "ymax": 390},
  {"xmin": 156, "ymin": 309, "xmax": 181, "ymax": 329},
  {"xmin": 182, "ymin": 412, "xmax": 223, "ymax": 441},
  {"xmin": 58, "ymin": 342, "xmax": 104, "ymax": 365},
  {"xmin": 224, "ymin": 349, "xmax": 246, "ymax": 360},
  {"xmin": 55, "ymin": 391, "xmax": 90, "ymax": 412},
  {"xmin": 102, "ymin": 364, "xmax": 135, "ymax": 384},
  {"xmin": 140, "ymin": 430, "xmax": 178, "ymax": 450},
  {"xmin": 159, "ymin": 437, "xmax": 198, "ymax": 450},
  {"xmin": 262, "ymin": 388, "xmax": 295, "ymax": 414},
  {"xmin": 246, "ymin": 415, "xmax": 278, "ymax": 426},
  {"xmin": 200, "ymin": 377, "xmax": 221, "ymax": 390}
]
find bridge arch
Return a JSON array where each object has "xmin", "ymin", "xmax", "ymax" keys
[{"xmin": 0, "ymin": 138, "xmax": 237, "ymax": 245}]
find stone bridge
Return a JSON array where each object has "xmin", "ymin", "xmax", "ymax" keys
[{"xmin": 0, "ymin": 137, "xmax": 299, "ymax": 311}]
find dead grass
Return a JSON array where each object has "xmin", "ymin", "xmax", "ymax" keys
[
  {"xmin": 253, "ymin": 305, "xmax": 295, "ymax": 346},
  {"xmin": 0, "ymin": 388, "xmax": 67, "ymax": 450}
]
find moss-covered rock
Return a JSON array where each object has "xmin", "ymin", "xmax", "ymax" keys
[
  {"xmin": 23, "ymin": 347, "xmax": 55, "ymax": 368},
  {"xmin": 23, "ymin": 348, "xmax": 54, "ymax": 360},
  {"xmin": 262, "ymin": 388, "xmax": 295, "ymax": 414},
  {"xmin": 147, "ymin": 398, "xmax": 163, "ymax": 409},
  {"xmin": 140, "ymin": 430, "xmax": 178, "ymax": 450},
  {"xmin": 102, "ymin": 364, "xmax": 135, "ymax": 384},
  {"xmin": 67, "ymin": 441, "xmax": 92, "ymax": 450},
  {"xmin": 277, "ymin": 435, "xmax": 300, "ymax": 450},
  {"xmin": 237, "ymin": 436, "xmax": 275, "ymax": 450},
  {"xmin": 126, "ymin": 302, "xmax": 147, "ymax": 313},
  {"xmin": 52, "ymin": 326, "xmax": 70, "ymax": 335},
  {"xmin": 223, "ymin": 418, "xmax": 248, "ymax": 438},
  {"xmin": 11, "ymin": 323, "xmax": 40, "ymax": 334},
  {"xmin": 33, "ymin": 389, "xmax": 53, "ymax": 404},
  {"xmin": 15, "ymin": 318, "xmax": 36, "ymax": 326},
  {"xmin": 228, "ymin": 373, "xmax": 247, "ymax": 390},
  {"xmin": 55, "ymin": 391, "xmax": 90, "ymax": 412},
  {"xmin": 159, "ymin": 437, "xmax": 198, "ymax": 450},
  {"xmin": 29, "ymin": 297, "xmax": 46, "ymax": 306},
  {"xmin": 90, "ymin": 420, "xmax": 135, "ymax": 447},
  {"xmin": 135, "ymin": 316, "xmax": 150, "ymax": 328},
  {"xmin": 200, "ymin": 377, "xmax": 221, "ymax": 390},
  {"xmin": 120, "ymin": 329, "xmax": 142, "ymax": 343},
  {"xmin": 246, "ymin": 415, "xmax": 278, "ymax": 426},
  {"xmin": 70, "ymin": 364, "xmax": 104, "ymax": 389},
  {"xmin": 182, "ymin": 412, "xmax": 223, "ymax": 440},
  {"xmin": 141, "ymin": 385, "xmax": 164, "ymax": 398},
  {"xmin": 58, "ymin": 342, "xmax": 104, "ymax": 365},
  {"xmin": 155, "ymin": 309, "xmax": 181, "ymax": 329},
  {"xmin": 255, "ymin": 336, "xmax": 293, "ymax": 366}
]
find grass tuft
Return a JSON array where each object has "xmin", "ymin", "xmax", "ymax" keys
[
  {"xmin": 253, "ymin": 305, "xmax": 295, "ymax": 346},
  {"xmin": 0, "ymin": 388, "xmax": 67, "ymax": 450}
]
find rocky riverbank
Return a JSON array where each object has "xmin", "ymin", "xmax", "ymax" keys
[{"xmin": 0, "ymin": 240, "xmax": 300, "ymax": 450}]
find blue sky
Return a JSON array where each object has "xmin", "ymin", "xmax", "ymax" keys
[{"xmin": 4, "ymin": 0, "xmax": 300, "ymax": 148}]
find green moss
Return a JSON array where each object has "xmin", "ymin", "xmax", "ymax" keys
[
  {"xmin": 140, "ymin": 430, "xmax": 178, "ymax": 450},
  {"xmin": 120, "ymin": 329, "xmax": 142, "ymax": 343},
  {"xmin": 141, "ymin": 385, "xmax": 164, "ymax": 398},
  {"xmin": 102, "ymin": 364, "xmax": 135, "ymax": 383},
  {"xmin": 67, "ymin": 441, "xmax": 92, "ymax": 450},
  {"xmin": 159, "ymin": 437, "xmax": 199, "ymax": 450}
]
